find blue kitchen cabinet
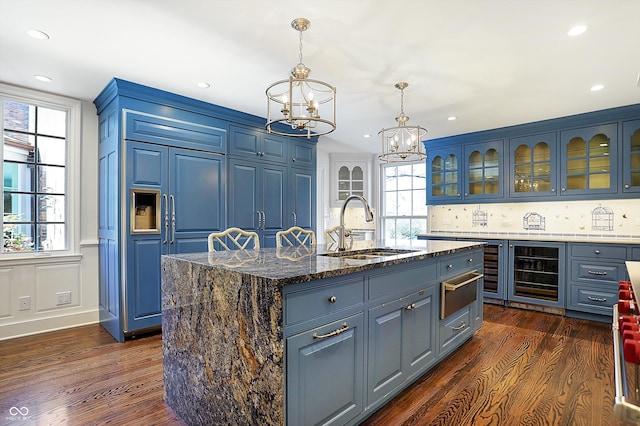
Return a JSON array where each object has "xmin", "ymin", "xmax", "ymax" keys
[
  {"xmin": 290, "ymin": 138, "xmax": 316, "ymax": 169},
  {"xmin": 290, "ymin": 167, "xmax": 315, "ymax": 229},
  {"xmin": 464, "ymin": 140, "xmax": 505, "ymax": 201},
  {"xmin": 559, "ymin": 123, "xmax": 617, "ymax": 197},
  {"xmin": 427, "ymin": 147, "xmax": 462, "ymax": 202},
  {"xmin": 622, "ymin": 119, "xmax": 640, "ymax": 194},
  {"xmin": 125, "ymin": 141, "xmax": 225, "ymax": 334},
  {"xmin": 366, "ymin": 262, "xmax": 438, "ymax": 407},
  {"xmin": 566, "ymin": 242, "xmax": 628, "ymax": 321},
  {"xmin": 286, "ymin": 312, "xmax": 365, "ymax": 426},
  {"xmin": 509, "ymin": 133, "xmax": 558, "ymax": 198},
  {"xmin": 228, "ymin": 158, "xmax": 287, "ymax": 248},
  {"xmin": 507, "ymin": 241, "xmax": 566, "ymax": 310},
  {"xmin": 229, "ymin": 124, "xmax": 287, "ymax": 163}
]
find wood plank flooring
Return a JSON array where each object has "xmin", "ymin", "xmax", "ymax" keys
[{"xmin": 0, "ymin": 305, "xmax": 627, "ymax": 425}]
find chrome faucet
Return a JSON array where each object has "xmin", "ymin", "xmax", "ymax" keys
[{"xmin": 339, "ymin": 195, "xmax": 374, "ymax": 251}]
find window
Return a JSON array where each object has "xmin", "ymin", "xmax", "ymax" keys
[
  {"xmin": 2, "ymin": 85, "xmax": 79, "ymax": 255},
  {"xmin": 381, "ymin": 162, "xmax": 427, "ymax": 243}
]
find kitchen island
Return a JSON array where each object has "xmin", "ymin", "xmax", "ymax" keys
[{"xmin": 161, "ymin": 239, "xmax": 484, "ymax": 425}]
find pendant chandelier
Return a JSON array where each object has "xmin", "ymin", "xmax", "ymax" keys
[
  {"xmin": 266, "ymin": 18, "xmax": 336, "ymax": 139},
  {"xmin": 378, "ymin": 82, "xmax": 427, "ymax": 163}
]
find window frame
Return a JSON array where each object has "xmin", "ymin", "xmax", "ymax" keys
[
  {"xmin": 379, "ymin": 160, "xmax": 428, "ymax": 243},
  {"xmin": 1, "ymin": 83, "xmax": 81, "ymax": 259}
]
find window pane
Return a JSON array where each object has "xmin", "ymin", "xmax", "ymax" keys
[
  {"xmin": 352, "ymin": 166, "xmax": 363, "ymax": 180},
  {"xmin": 37, "ymin": 136, "xmax": 66, "ymax": 165},
  {"xmin": 413, "ymin": 190, "xmax": 427, "ymax": 215},
  {"xmin": 4, "ymin": 162, "xmax": 34, "ymax": 191},
  {"xmin": 412, "ymin": 164, "xmax": 426, "ymax": 189},
  {"xmin": 395, "ymin": 218, "xmax": 411, "ymax": 240},
  {"xmin": 38, "ymin": 165, "xmax": 65, "ymax": 193},
  {"xmin": 397, "ymin": 164, "xmax": 412, "ymax": 189},
  {"xmin": 37, "ymin": 107, "xmax": 66, "ymax": 137},
  {"xmin": 3, "ymin": 223, "xmax": 34, "ymax": 252},
  {"xmin": 37, "ymin": 223, "xmax": 66, "ymax": 251},
  {"xmin": 37, "ymin": 194, "xmax": 65, "ymax": 222},
  {"xmin": 3, "ymin": 101, "xmax": 35, "ymax": 132},
  {"xmin": 383, "ymin": 219, "xmax": 396, "ymax": 240},
  {"xmin": 384, "ymin": 166, "xmax": 397, "ymax": 191},
  {"xmin": 4, "ymin": 193, "xmax": 34, "ymax": 220},
  {"xmin": 397, "ymin": 190, "xmax": 412, "ymax": 215},
  {"xmin": 385, "ymin": 191, "xmax": 397, "ymax": 215},
  {"xmin": 411, "ymin": 218, "xmax": 427, "ymax": 236},
  {"xmin": 4, "ymin": 131, "xmax": 35, "ymax": 160}
]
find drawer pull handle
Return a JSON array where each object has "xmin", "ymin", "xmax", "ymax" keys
[
  {"xmin": 587, "ymin": 296, "xmax": 607, "ymax": 302},
  {"xmin": 452, "ymin": 321, "xmax": 467, "ymax": 331},
  {"xmin": 588, "ymin": 270, "xmax": 607, "ymax": 276},
  {"xmin": 406, "ymin": 303, "xmax": 416, "ymax": 310},
  {"xmin": 594, "ymin": 250, "xmax": 601, "ymax": 254},
  {"xmin": 447, "ymin": 264, "xmax": 453, "ymax": 269},
  {"xmin": 468, "ymin": 258, "xmax": 473, "ymax": 263},
  {"xmin": 328, "ymin": 296, "xmax": 337, "ymax": 304},
  {"xmin": 313, "ymin": 323, "xmax": 349, "ymax": 339}
]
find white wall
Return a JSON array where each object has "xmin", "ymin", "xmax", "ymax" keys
[{"xmin": 0, "ymin": 98, "xmax": 99, "ymax": 340}]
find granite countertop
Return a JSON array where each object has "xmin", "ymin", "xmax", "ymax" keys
[
  {"xmin": 419, "ymin": 232, "xmax": 640, "ymax": 244},
  {"xmin": 162, "ymin": 239, "xmax": 483, "ymax": 287}
]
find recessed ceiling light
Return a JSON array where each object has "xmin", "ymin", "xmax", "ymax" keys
[
  {"xmin": 447, "ymin": 116, "xmax": 457, "ymax": 121},
  {"xmin": 34, "ymin": 75, "xmax": 52, "ymax": 82},
  {"xmin": 590, "ymin": 84, "xmax": 604, "ymax": 92},
  {"xmin": 363, "ymin": 134, "xmax": 371, "ymax": 138},
  {"xmin": 195, "ymin": 82, "xmax": 210, "ymax": 88},
  {"xmin": 568, "ymin": 25, "xmax": 587, "ymax": 36},
  {"xmin": 27, "ymin": 29, "xmax": 49, "ymax": 40}
]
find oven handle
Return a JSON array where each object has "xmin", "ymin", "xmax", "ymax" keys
[
  {"xmin": 443, "ymin": 271, "xmax": 484, "ymax": 291},
  {"xmin": 612, "ymin": 303, "xmax": 640, "ymax": 423}
]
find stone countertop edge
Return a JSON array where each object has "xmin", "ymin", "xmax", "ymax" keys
[
  {"xmin": 418, "ymin": 233, "xmax": 640, "ymax": 244},
  {"xmin": 161, "ymin": 239, "xmax": 485, "ymax": 287}
]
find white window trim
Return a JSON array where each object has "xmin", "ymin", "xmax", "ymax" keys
[{"xmin": 0, "ymin": 82, "xmax": 82, "ymax": 261}]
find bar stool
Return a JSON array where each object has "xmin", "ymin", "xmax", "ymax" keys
[
  {"xmin": 208, "ymin": 227, "xmax": 260, "ymax": 251},
  {"xmin": 276, "ymin": 226, "xmax": 316, "ymax": 248}
]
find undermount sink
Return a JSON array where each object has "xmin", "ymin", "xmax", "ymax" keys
[{"xmin": 320, "ymin": 248, "xmax": 419, "ymax": 260}]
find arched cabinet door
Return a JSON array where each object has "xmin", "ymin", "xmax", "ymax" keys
[
  {"xmin": 464, "ymin": 140, "xmax": 504, "ymax": 201},
  {"xmin": 559, "ymin": 123, "xmax": 617, "ymax": 197},
  {"xmin": 622, "ymin": 119, "xmax": 640, "ymax": 193},
  {"xmin": 509, "ymin": 133, "xmax": 557, "ymax": 198},
  {"xmin": 427, "ymin": 147, "xmax": 462, "ymax": 203}
]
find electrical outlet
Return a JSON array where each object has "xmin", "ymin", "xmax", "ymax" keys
[
  {"xmin": 19, "ymin": 296, "xmax": 30, "ymax": 311},
  {"xmin": 56, "ymin": 291, "xmax": 71, "ymax": 305}
]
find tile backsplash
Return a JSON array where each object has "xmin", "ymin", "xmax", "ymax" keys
[{"xmin": 429, "ymin": 199, "xmax": 640, "ymax": 240}]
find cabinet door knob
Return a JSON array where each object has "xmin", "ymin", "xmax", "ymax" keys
[
  {"xmin": 328, "ymin": 296, "xmax": 337, "ymax": 303},
  {"xmin": 447, "ymin": 264, "xmax": 453, "ymax": 269},
  {"xmin": 551, "ymin": 188, "xmax": 556, "ymax": 192},
  {"xmin": 468, "ymin": 258, "xmax": 473, "ymax": 263},
  {"xmin": 594, "ymin": 250, "xmax": 600, "ymax": 254},
  {"xmin": 625, "ymin": 184, "xmax": 631, "ymax": 189},
  {"xmin": 292, "ymin": 157, "xmax": 296, "ymax": 163},
  {"xmin": 561, "ymin": 187, "xmax": 566, "ymax": 192}
]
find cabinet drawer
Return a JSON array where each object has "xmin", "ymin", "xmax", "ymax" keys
[
  {"xmin": 568, "ymin": 283, "xmax": 617, "ymax": 315},
  {"xmin": 570, "ymin": 243, "xmax": 627, "ymax": 260},
  {"xmin": 439, "ymin": 306, "xmax": 472, "ymax": 352},
  {"xmin": 368, "ymin": 262, "xmax": 437, "ymax": 300},
  {"xmin": 124, "ymin": 111, "xmax": 226, "ymax": 152},
  {"xmin": 571, "ymin": 260, "xmax": 626, "ymax": 284},
  {"xmin": 631, "ymin": 247, "xmax": 640, "ymax": 260},
  {"xmin": 285, "ymin": 277, "xmax": 365, "ymax": 326},
  {"xmin": 439, "ymin": 251, "xmax": 481, "ymax": 278}
]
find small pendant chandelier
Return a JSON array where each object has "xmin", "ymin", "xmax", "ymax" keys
[
  {"xmin": 266, "ymin": 18, "xmax": 337, "ymax": 139},
  {"xmin": 378, "ymin": 82, "xmax": 427, "ymax": 163}
]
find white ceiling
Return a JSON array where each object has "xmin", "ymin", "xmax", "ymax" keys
[{"xmin": 1, "ymin": 0, "xmax": 639, "ymax": 154}]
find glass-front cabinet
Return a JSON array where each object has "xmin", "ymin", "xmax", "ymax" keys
[
  {"xmin": 465, "ymin": 140, "xmax": 503, "ymax": 200},
  {"xmin": 509, "ymin": 133, "xmax": 557, "ymax": 198},
  {"xmin": 427, "ymin": 147, "xmax": 461, "ymax": 202},
  {"xmin": 560, "ymin": 123, "xmax": 617, "ymax": 196},
  {"xmin": 622, "ymin": 119, "xmax": 640, "ymax": 193}
]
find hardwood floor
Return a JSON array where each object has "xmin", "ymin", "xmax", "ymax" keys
[{"xmin": 0, "ymin": 305, "xmax": 627, "ymax": 425}]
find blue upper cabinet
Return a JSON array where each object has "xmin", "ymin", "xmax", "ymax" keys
[
  {"xmin": 559, "ymin": 123, "xmax": 617, "ymax": 197},
  {"xmin": 622, "ymin": 119, "xmax": 640, "ymax": 193},
  {"xmin": 509, "ymin": 133, "xmax": 557, "ymax": 198},
  {"xmin": 229, "ymin": 124, "xmax": 288, "ymax": 163},
  {"xmin": 425, "ymin": 104, "xmax": 640, "ymax": 205},
  {"xmin": 464, "ymin": 140, "xmax": 504, "ymax": 201},
  {"xmin": 427, "ymin": 147, "xmax": 462, "ymax": 202}
]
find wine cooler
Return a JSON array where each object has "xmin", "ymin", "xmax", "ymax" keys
[{"xmin": 508, "ymin": 241, "xmax": 566, "ymax": 310}]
